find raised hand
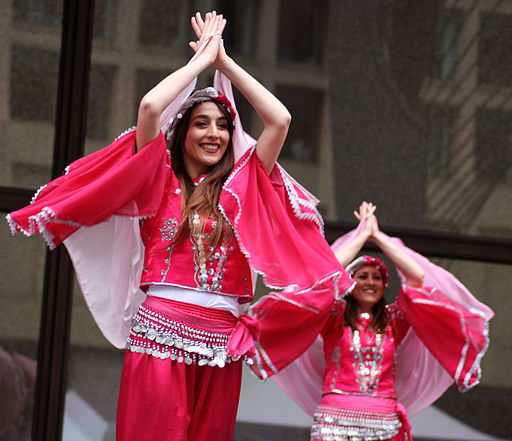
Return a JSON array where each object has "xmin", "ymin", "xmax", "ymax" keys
[
  {"xmin": 189, "ymin": 11, "xmax": 227, "ymax": 67},
  {"xmin": 354, "ymin": 201, "xmax": 379, "ymax": 239}
]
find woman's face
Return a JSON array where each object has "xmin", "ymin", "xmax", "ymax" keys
[
  {"xmin": 351, "ymin": 264, "xmax": 385, "ymax": 313},
  {"xmin": 183, "ymin": 101, "xmax": 230, "ymax": 178}
]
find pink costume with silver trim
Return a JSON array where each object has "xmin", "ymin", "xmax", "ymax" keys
[
  {"xmin": 271, "ymin": 221, "xmax": 493, "ymax": 441},
  {"xmin": 311, "ymin": 290, "xmax": 412, "ymax": 440},
  {"xmin": 6, "ymin": 43, "xmax": 354, "ymax": 439},
  {"xmin": 138, "ymin": 159, "xmax": 253, "ymax": 301},
  {"xmin": 6, "ymin": 68, "xmax": 353, "ymax": 359}
]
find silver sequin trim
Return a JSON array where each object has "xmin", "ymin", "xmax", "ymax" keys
[
  {"xmin": 311, "ymin": 406, "xmax": 401, "ymax": 441},
  {"xmin": 126, "ymin": 304, "xmax": 245, "ymax": 368}
]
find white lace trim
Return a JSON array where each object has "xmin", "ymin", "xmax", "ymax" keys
[{"xmin": 7, "ymin": 205, "xmax": 156, "ymax": 250}]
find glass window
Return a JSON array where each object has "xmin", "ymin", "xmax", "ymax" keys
[
  {"xmin": 62, "ymin": 282, "xmax": 123, "ymax": 441},
  {"xmin": 138, "ymin": 0, "xmax": 194, "ymax": 47},
  {"xmin": 436, "ymin": 9, "xmax": 463, "ymax": 81},
  {"xmin": 478, "ymin": 13, "xmax": 512, "ymax": 87},
  {"xmin": 135, "ymin": 68, "xmax": 170, "ymax": 121},
  {"xmin": 49, "ymin": 2, "xmax": 510, "ymax": 440},
  {"xmin": 428, "ymin": 258, "xmax": 510, "ymax": 441},
  {"xmin": 216, "ymin": 0, "xmax": 260, "ymax": 57},
  {"xmin": 0, "ymin": 228, "xmax": 46, "ymax": 441},
  {"xmin": 427, "ymin": 105, "xmax": 454, "ymax": 178},
  {"xmin": 275, "ymin": 85, "xmax": 324, "ymax": 162},
  {"xmin": 13, "ymin": 0, "xmax": 62, "ymax": 27},
  {"xmin": 4, "ymin": 46, "xmax": 58, "ymax": 189},
  {"xmin": 1, "ymin": 2, "xmax": 62, "ymax": 438},
  {"xmin": 87, "ymin": 64, "xmax": 118, "ymax": 140},
  {"xmin": 278, "ymin": 0, "xmax": 328, "ymax": 65},
  {"xmin": 475, "ymin": 108, "xmax": 512, "ymax": 183},
  {"xmin": 10, "ymin": 46, "xmax": 59, "ymax": 123},
  {"xmin": 93, "ymin": 0, "xmax": 117, "ymax": 41},
  {"xmin": 329, "ymin": 2, "xmax": 512, "ymax": 240}
]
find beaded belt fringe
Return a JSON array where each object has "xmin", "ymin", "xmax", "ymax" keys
[
  {"xmin": 126, "ymin": 303, "xmax": 241, "ymax": 368},
  {"xmin": 311, "ymin": 405, "xmax": 401, "ymax": 441}
]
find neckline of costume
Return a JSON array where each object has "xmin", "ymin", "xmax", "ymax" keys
[
  {"xmin": 192, "ymin": 174, "xmax": 206, "ymax": 186},
  {"xmin": 357, "ymin": 312, "xmax": 373, "ymax": 321}
]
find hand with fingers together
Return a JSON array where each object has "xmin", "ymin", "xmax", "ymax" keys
[
  {"xmin": 189, "ymin": 11, "xmax": 228, "ymax": 69},
  {"xmin": 354, "ymin": 201, "xmax": 379, "ymax": 241}
]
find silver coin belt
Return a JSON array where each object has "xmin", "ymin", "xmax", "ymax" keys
[
  {"xmin": 311, "ymin": 405, "xmax": 401, "ymax": 441},
  {"xmin": 126, "ymin": 304, "xmax": 243, "ymax": 368}
]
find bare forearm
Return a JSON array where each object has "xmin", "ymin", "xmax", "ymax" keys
[
  {"xmin": 218, "ymin": 56, "xmax": 290, "ymax": 127},
  {"xmin": 217, "ymin": 56, "xmax": 291, "ymax": 172},
  {"xmin": 334, "ymin": 231, "xmax": 370, "ymax": 267},
  {"xmin": 136, "ymin": 58, "xmax": 211, "ymax": 150},
  {"xmin": 372, "ymin": 232, "xmax": 424, "ymax": 287}
]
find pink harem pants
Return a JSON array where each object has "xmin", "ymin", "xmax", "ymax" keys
[{"xmin": 116, "ymin": 296, "xmax": 243, "ymax": 441}]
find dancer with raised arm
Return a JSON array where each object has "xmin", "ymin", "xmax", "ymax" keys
[
  {"xmin": 7, "ymin": 12, "xmax": 353, "ymax": 441},
  {"xmin": 273, "ymin": 202, "xmax": 493, "ymax": 441}
]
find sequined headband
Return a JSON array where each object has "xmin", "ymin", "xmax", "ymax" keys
[
  {"xmin": 166, "ymin": 87, "xmax": 236, "ymax": 141},
  {"xmin": 346, "ymin": 255, "xmax": 389, "ymax": 289}
]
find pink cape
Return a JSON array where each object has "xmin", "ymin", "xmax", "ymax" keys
[
  {"xmin": 271, "ymin": 221, "xmax": 493, "ymax": 417},
  {"xmin": 6, "ymin": 62, "xmax": 353, "ymax": 378}
]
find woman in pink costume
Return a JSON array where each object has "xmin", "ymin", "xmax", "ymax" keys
[
  {"xmin": 7, "ymin": 11, "xmax": 354, "ymax": 441},
  {"xmin": 273, "ymin": 201, "xmax": 493, "ymax": 441}
]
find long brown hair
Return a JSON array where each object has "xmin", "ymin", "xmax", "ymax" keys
[
  {"xmin": 344, "ymin": 294, "xmax": 388, "ymax": 333},
  {"xmin": 169, "ymin": 100, "xmax": 235, "ymax": 255}
]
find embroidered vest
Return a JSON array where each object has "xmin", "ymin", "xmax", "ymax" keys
[
  {"xmin": 322, "ymin": 303, "xmax": 409, "ymax": 398},
  {"xmin": 139, "ymin": 167, "xmax": 253, "ymax": 302}
]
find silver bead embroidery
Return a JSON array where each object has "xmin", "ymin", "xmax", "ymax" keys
[
  {"xmin": 351, "ymin": 325, "xmax": 385, "ymax": 395},
  {"xmin": 190, "ymin": 213, "xmax": 230, "ymax": 293}
]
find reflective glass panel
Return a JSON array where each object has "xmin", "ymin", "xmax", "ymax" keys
[
  {"xmin": 1, "ymin": 0, "xmax": 62, "ymax": 437},
  {"xmin": 215, "ymin": 0, "xmax": 260, "ymax": 57},
  {"xmin": 327, "ymin": 1, "xmax": 512, "ymax": 239},
  {"xmin": 0, "ymin": 227, "xmax": 46, "ymax": 441},
  {"xmin": 278, "ymin": 0, "xmax": 327, "ymax": 64}
]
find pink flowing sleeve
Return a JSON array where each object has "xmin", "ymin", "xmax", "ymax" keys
[
  {"xmin": 395, "ymin": 283, "xmax": 491, "ymax": 415},
  {"xmin": 6, "ymin": 130, "xmax": 169, "ymax": 249},
  {"xmin": 6, "ymin": 130, "xmax": 170, "ymax": 348},
  {"xmin": 269, "ymin": 301, "xmax": 346, "ymax": 416},
  {"xmin": 219, "ymin": 148, "xmax": 354, "ymax": 380}
]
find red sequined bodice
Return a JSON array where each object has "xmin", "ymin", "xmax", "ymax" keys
[
  {"xmin": 321, "ymin": 301, "xmax": 410, "ymax": 398},
  {"xmin": 139, "ymin": 162, "xmax": 252, "ymax": 302}
]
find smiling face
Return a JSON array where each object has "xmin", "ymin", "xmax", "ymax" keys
[
  {"xmin": 182, "ymin": 101, "xmax": 231, "ymax": 178},
  {"xmin": 351, "ymin": 264, "xmax": 385, "ymax": 314}
]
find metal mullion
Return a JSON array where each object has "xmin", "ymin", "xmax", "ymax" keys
[
  {"xmin": 32, "ymin": 1, "xmax": 95, "ymax": 441},
  {"xmin": 0, "ymin": 186, "xmax": 33, "ymax": 212}
]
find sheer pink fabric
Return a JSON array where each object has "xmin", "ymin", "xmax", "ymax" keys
[{"xmin": 272, "ymin": 220, "xmax": 493, "ymax": 417}]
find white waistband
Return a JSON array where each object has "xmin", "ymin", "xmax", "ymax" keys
[{"xmin": 146, "ymin": 284, "xmax": 247, "ymax": 317}]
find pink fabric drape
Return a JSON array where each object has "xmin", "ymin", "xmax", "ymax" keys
[
  {"xmin": 219, "ymin": 148, "xmax": 353, "ymax": 378},
  {"xmin": 7, "ymin": 132, "xmax": 167, "ymax": 250},
  {"xmin": 272, "ymin": 220, "xmax": 493, "ymax": 417}
]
